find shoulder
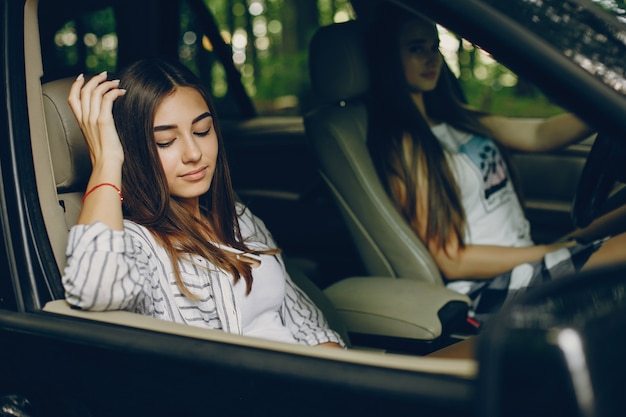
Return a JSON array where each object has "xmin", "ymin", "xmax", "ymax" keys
[{"xmin": 432, "ymin": 123, "xmax": 473, "ymax": 150}]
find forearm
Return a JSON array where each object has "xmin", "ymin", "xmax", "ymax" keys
[
  {"xmin": 565, "ymin": 204, "xmax": 626, "ymax": 242},
  {"xmin": 483, "ymin": 113, "xmax": 593, "ymax": 152},
  {"xmin": 534, "ymin": 113, "xmax": 593, "ymax": 151},
  {"xmin": 69, "ymin": 72, "xmax": 126, "ymax": 230},
  {"xmin": 435, "ymin": 242, "xmax": 573, "ymax": 280},
  {"xmin": 77, "ymin": 160, "xmax": 124, "ymax": 230}
]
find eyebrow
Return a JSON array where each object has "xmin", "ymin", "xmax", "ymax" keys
[{"xmin": 153, "ymin": 112, "xmax": 212, "ymax": 132}]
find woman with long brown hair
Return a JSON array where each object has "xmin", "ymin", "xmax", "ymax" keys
[
  {"xmin": 366, "ymin": 4, "xmax": 626, "ymax": 319},
  {"xmin": 63, "ymin": 58, "xmax": 343, "ymax": 347}
]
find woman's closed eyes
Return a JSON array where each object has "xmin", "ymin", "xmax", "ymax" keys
[{"xmin": 154, "ymin": 112, "xmax": 213, "ymax": 148}]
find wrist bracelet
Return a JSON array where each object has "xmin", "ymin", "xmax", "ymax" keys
[{"xmin": 82, "ymin": 183, "xmax": 124, "ymax": 204}]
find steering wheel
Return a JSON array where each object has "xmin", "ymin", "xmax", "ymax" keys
[{"xmin": 572, "ymin": 133, "xmax": 626, "ymax": 228}]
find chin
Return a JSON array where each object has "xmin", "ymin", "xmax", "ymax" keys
[
  {"xmin": 420, "ymin": 82, "xmax": 438, "ymax": 92},
  {"xmin": 175, "ymin": 184, "xmax": 212, "ymax": 199}
]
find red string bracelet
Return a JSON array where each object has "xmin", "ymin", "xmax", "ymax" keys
[{"xmin": 82, "ymin": 183, "xmax": 124, "ymax": 204}]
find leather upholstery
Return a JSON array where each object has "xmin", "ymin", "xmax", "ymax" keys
[
  {"xmin": 42, "ymin": 77, "xmax": 91, "ymax": 192},
  {"xmin": 42, "ymin": 77, "xmax": 90, "ymax": 230}
]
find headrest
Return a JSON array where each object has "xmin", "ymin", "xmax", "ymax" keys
[
  {"xmin": 309, "ymin": 20, "xmax": 369, "ymax": 105},
  {"xmin": 42, "ymin": 77, "xmax": 91, "ymax": 192}
]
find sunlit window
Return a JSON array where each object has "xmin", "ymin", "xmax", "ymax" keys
[
  {"xmin": 198, "ymin": 0, "xmax": 356, "ymax": 115},
  {"xmin": 45, "ymin": 1, "xmax": 562, "ymax": 118},
  {"xmin": 438, "ymin": 24, "xmax": 562, "ymax": 117},
  {"xmin": 52, "ymin": 7, "xmax": 117, "ymax": 74}
]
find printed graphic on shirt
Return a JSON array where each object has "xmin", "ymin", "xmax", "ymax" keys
[{"xmin": 460, "ymin": 135, "xmax": 511, "ymax": 212}]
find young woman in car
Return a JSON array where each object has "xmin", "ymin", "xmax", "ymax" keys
[
  {"xmin": 365, "ymin": 4, "xmax": 626, "ymax": 318},
  {"xmin": 63, "ymin": 58, "xmax": 344, "ymax": 348}
]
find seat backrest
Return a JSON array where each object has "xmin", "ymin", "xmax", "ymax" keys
[
  {"xmin": 42, "ymin": 78, "xmax": 91, "ymax": 251},
  {"xmin": 305, "ymin": 21, "xmax": 442, "ymax": 284}
]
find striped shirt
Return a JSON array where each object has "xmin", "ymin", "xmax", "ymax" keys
[{"xmin": 62, "ymin": 204, "xmax": 344, "ymax": 347}]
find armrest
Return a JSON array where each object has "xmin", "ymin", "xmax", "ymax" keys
[{"xmin": 323, "ymin": 277, "xmax": 470, "ymax": 341}]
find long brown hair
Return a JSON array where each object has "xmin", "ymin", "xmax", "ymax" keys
[
  {"xmin": 365, "ymin": 4, "xmax": 492, "ymax": 251},
  {"xmin": 113, "ymin": 58, "xmax": 273, "ymax": 296}
]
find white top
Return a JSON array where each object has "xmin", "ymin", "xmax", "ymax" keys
[
  {"xmin": 233, "ymin": 252, "xmax": 298, "ymax": 344},
  {"xmin": 431, "ymin": 123, "xmax": 533, "ymax": 247},
  {"xmin": 62, "ymin": 204, "xmax": 344, "ymax": 347},
  {"xmin": 432, "ymin": 124, "xmax": 537, "ymax": 294}
]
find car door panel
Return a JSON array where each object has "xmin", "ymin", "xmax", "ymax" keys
[
  {"xmin": 0, "ymin": 309, "xmax": 474, "ymax": 417},
  {"xmin": 511, "ymin": 140, "xmax": 592, "ymax": 243}
]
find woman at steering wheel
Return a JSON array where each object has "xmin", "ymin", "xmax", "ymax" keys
[{"xmin": 365, "ymin": 3, "xmax": 626, "ymax": 320}]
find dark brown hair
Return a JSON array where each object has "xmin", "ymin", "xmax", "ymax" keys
[
  {"xmin": 365, "ymin": 4, "xmax": 492, "ymax": 251},
  {"xmin": 113, "ymin": 58, "xmax": 273, "ymax": 296}
]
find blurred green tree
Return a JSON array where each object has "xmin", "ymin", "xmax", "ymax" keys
[{"xmin": 46, "ymin": 0, "xmax": 562, "ymax": 117}]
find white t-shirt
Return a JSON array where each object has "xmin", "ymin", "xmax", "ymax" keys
[
  {"xmin": 432, "ymin": 123, "xmax": 538, "ymax": 297},
  {"xmin": 431, "ymin": 123, "xmax": 533, "ymax": 248}
]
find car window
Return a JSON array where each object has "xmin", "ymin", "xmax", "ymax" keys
[
  {"xmin": 41, "ymin": 6, "xmax": 116, "ymax": 81},
  {"xmin": 41, "ymin": 0, "xmax": 356, "ymax": 118},
  {"xmin": 438, "ymin": 25, "xmax": 565, "ymax": 118},
  {"xmin": 481, "ymin": 0, "xmax": 626, "ymax": 96},
  {"xmin": 184, "ymin": 0, "xmax": 355, "ymax": 117},
  {"xmin": 42, "ymin": 0, "xmax": 570, "ymax": 120}
]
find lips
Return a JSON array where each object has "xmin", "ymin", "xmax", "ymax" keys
[{"xmin": 181, "ymin": 166, "xmax": 208, "ymax": 181}]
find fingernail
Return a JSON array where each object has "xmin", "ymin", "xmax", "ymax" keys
[
  {"xmin": 100, "ymin": 70, "xmax": 108, "ymax": 77},
  {"xmin": 76, "ymin": 73, "xmax": 84, "ymax": 81},
  {"xmin": 112, "ymin": 79, "xmax": 121, "ymax": 83}
]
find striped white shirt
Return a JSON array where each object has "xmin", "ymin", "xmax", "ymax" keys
[{"xmin": 62, "ymin": 204, "xmax": 344, "ymax": 347}]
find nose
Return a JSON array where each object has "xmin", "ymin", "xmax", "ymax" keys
[
  {"xmin": 181, "ymin": 134, "xmax": 202, "ymax": 163},
  {"xmin": 427, "ymin": 48, "xmax": 441, "ymax": 62},
  {"xmin": 426, "ymin": 51, "xmax": 442, "ymax": 68}
]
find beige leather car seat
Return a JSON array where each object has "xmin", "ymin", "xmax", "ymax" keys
[
  {"xmin": 305, "ymin": 21, "xmax": 442, "ymax": 285},
  {"xmin": 42, "ymin": 77, "xmax": 92, "ymax": 238}
]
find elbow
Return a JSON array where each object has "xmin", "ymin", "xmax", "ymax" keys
[
  {"xmin": 427, "ymin": 237, "xmax": 469, "ymax": 280},
  {"xmin": 434, "ymin": 257, "xmax": 467, "ymax": 280},
  {"xmin": 438, "ymin": 265, "xmax": 467, "ymax": 280},
  {"xmin": 64, "ymin": 290, "xmax": 97, "ymax": 311},
  {"xmin": 63, "ymin": 276, "xmax": 125, "ymax": 312},
  {"xmin": 63, "ymin": 286, "xmax": 107, "ymax": 311}
]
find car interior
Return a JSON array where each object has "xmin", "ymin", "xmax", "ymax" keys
[
  {"xmin": 37, "ymin": 44, "xmax": 474, "ymax": 357},
  {"xmin": 305, "ymin": 19, "xmax": 474, "ymax": 348},
  {"xmin": 24, "ymin": 0, "xmax": 479, "ymax": 365},
  {"xmin": 25, "ymin": 0, "xmax": 626, "ymax": 369},
  {"xmin": 9, "ymin": 1, "xmax": 626, "ymax": 414}
]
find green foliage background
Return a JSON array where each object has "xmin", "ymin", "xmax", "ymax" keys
[{"xmin": 52, "ymin": 0, "xmax": 567, "ymax": 118}]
